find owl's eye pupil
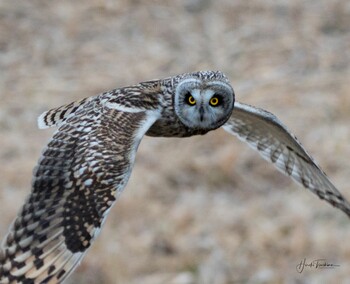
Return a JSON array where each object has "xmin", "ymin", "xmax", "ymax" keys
[
  {"xmin": 185, "ymin": 93, "xmax": 196, "ymax": 106},
  {"xmin": 210, "ymin": 95, "xmax": 221, "ymax": 107}
]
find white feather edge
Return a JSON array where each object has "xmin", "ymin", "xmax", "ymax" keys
[
  {"xmin": 104, "ymin": 102, "xmax": 148, "ymax": 113},
  {"xmin": 37, "ymin": 111, "xmax": 50, "ymax": 129}
]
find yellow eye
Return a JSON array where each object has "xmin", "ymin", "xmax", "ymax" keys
[
  {"xmin": 210, "ymin": 96, "xmax": 220, "ymax": 106},
  {"xmin": 187, "ymin": 95, "xmax": 196, "ymax": 105}
]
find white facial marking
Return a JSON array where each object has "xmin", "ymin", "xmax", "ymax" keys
[{"xmin": 174, "ymin": 78, "xmax": 234, "ymax": 130}]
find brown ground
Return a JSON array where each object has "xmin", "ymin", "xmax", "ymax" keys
[{"xmin": 0, "ymin": 1, "xmax": 350, "ymax": 283}]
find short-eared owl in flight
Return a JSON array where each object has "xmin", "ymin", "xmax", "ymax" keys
[{"xmin": 1, "ymin": 71, "xmax": 349, "ymax": 283}]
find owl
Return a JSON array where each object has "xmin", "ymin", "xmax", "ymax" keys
[{"xmin": 0, "ymin": 70, "xmax": 349, "ymax": 283}]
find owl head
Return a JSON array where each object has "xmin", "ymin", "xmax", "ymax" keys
[{"xmin": 174, "ymin": 71, "xmax": 235, "ymax": 130}]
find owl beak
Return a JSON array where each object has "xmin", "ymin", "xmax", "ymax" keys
[{"xmin": 199, "ymin": 106, "xmax": 204, "ymax": 121}]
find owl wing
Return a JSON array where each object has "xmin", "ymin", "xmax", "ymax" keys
[
  {"xmin": 222, "ymin": 101, "xmax": 350, "ymax": 217},
  {"xmin": 0, "ymin": 99, "xmax": 160, "ymax": 283}
]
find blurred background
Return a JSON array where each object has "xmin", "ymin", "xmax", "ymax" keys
[{"xmin": 0, "ymin": 0, "xmax": 350, "ymax": 283}]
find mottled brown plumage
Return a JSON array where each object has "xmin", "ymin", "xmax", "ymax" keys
[{"xmin": 0, "ymin": 71, "xmax": 349, "ymax": 283}]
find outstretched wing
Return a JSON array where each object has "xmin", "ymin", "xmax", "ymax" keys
[
  {"xmin": 223, "ymin": 102, "xmax": 350, "ymax": 217},
  {"xmin": 0, "ymin": 99, "xmax": 160, "ymax": 283}
]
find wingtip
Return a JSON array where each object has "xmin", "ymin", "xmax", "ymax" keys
[{"xmin": 37, "ymin": 111, "xmax": 50, "ymax": 129}]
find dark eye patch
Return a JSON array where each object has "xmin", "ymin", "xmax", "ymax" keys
[
  {"xmin": 209, "ymin": 94, "xmax": 223, "ymax": 107},
  {"xmin": 184, "ymin": 92, "xmax": 196, "ymax": 105}
]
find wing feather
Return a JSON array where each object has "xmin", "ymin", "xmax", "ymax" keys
[
  {"xmin": 223, "ymin": 101, "xmax": 350, "ymax": 217},
  {"xmin": 0, "ymin": 99, "xmax": 160, "ymax": 283}
]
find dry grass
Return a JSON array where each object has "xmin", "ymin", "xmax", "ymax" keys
[{"xmin": 0, "ymin": 0, "xmax": 350, "ymax": 283}]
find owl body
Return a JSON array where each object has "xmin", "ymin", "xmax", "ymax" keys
[
  {"xmin": 147, "ymin": 70, "xmax": 234, "ymax": 137},
  {"xmin": 1, "ymin": 70, "xmax": 349, "ymax": 283}
]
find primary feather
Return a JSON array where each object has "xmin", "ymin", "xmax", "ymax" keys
[
  {"xmin": 223, "ymin": 102, "xmax": 350, "ymax": 216},
  {"xmin": 0, "ymin": 85, "xmax": 161, "ymax": 283}
]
